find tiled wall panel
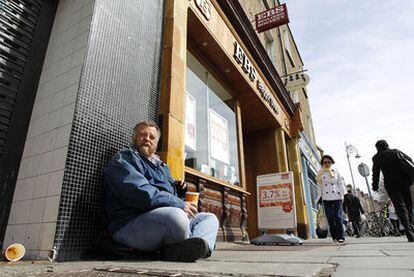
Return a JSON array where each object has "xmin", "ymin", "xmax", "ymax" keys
[
  {"xmin": 53, "ymin": 0, "xmax": 165, "ymax": 260},
  {"xmin": 4, "ymin": 0, "xmax": 164, "ymax": 261},
  {"xmin": 3, "ymin": 0, "xmax": 94, "ymax": 259}
]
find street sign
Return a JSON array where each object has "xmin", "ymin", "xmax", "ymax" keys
[
  {"xmin": 358, "ymin": 163, "xmax": 370, "ymax": 177},
  {"xmin": 282, "ymin": 72, "xmax": 310, "ymax": 92}
]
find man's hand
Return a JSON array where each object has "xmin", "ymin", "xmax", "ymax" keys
[
  {"xmin": 184, "ymin": 202, "xmax": 198, "ymax": 218},
  {"xmin": 175, "ymin": 179, "xmax": 187, "ymax": 190},
  {"xmin": 175, "ymin": 179, "xmax": 188, "ymax": 197}
]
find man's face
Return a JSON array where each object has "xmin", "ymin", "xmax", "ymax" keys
[{"xmin": 133, "ymin": 126, "xmax": 159, "ymax": 157}]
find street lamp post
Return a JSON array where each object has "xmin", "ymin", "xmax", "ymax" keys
[{"xmin": 345, "ymin": 142, "xmax": 361, "ymax": 194}]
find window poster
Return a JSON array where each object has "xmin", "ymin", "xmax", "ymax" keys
[
  {"xmin": 209, "ymin": 109, "xmax": 230, "ymax": 164},
  {"xmin": 256, "ymin": 172, "xmax": 296, "ymax": 230},
  {"xmin": 185, "ymin": 92, "xmax": 196, "ymax": 150}
]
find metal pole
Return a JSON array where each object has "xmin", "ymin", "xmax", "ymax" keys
[
  {"xmin": 346, "ymin": 147, "xmax": 357, "ymax": 194},
  {"xmin": 363, "ymin": 174, "xmax": 376, "ymax": 212}
]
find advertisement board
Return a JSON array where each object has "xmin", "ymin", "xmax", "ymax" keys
[
  {"xmin": 209, "ymin": 109, "xmax": 230, "ymax": 164},
  {"xmin": 257, "ymin": 172, "xmax": 296, "ymax": 229},
  {"xmin": 185, "ymin": 92, "xmax": 197, "ymax": 150},
  {"xmin": 255, "ymin": 3, "xmax": 289, "ymax": 33}
]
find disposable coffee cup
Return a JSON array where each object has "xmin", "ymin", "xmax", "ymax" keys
[
  {"xmin": 5, "ymin": 243, "xmax": 25, "ymax": 262},
  {"xmin": 185, "ymin": 191, "xmax": 199, "ymax": 206}
]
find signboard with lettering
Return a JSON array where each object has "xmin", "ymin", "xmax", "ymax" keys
[
  {"xmin": 233, "ymin": 41, "xmax": 279, "ymax": 115},
  {"xmin": 195, "ymin": 0, "xmax": 211, "ymax": 20},
  {"xmin": 255, "ymin": 4, "xmax": 289, "ymax": 33},
  {"xmin": 257, "ymin": 172, "xmax": 296, "ymax": 229}
]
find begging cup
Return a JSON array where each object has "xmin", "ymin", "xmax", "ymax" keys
[
  {"xmin": 185, "ymin": 191, "xmax": 199, "ymax": 207},
  {"xmin": 5, "ymin": 243, "xmax": 25, "ymax": 262}
]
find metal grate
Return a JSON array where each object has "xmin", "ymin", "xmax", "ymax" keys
[
  {"xmin": 53, "ymin": 0, "xmax": 165, "ymax": 261},
  {"xmin": 0, "ymin": 0, "xmax": 56, "ymax": 249},
  {"xmin": 0, "ymin": 0, "xmax": 42, "ymax": 157}
]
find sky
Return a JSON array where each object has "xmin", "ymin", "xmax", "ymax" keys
[{"xmin": 285, "ymin": 1, "xmax": 414, "ymax": 192}]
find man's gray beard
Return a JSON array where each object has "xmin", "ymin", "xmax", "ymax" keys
[{"xmin": 139, "ymin": 145, "xmax": 152, "ymax": 157}]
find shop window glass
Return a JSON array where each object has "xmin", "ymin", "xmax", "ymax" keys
[
  {"xmin": 308, "ymin": 172, "xmax": 318, "ymax": 209},
  {"xmin": 185, "ymin": 52, "xmax": 240, "ymax": 185}
]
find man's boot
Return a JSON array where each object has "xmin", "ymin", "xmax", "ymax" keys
[{"xmin": 164, "ymin": 237, "xmax": 209, "ymax": 262}]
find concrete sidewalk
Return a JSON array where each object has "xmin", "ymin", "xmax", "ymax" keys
[{"xmin": 1, "ymin": 237, "xmax": 413, "ymax": 276}]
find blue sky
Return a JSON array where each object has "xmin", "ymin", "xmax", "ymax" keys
[{"xmin": 285, "ymin": 1, "xmax": 414, "ymax": 192}]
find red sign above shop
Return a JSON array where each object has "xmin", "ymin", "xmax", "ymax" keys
[{"xmin": 255, "ymin": 3, "xmax": 289, "ymax": 33}]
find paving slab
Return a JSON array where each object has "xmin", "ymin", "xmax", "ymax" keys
[
  {"xmin": 382, "ymin": 250, "xmax": 414, "ymax": 256},
  {"xmin": 0, "ymin": 260, "xmax": 336, "ymax": 277},
  {"xmin": 333, "ymin": 269, "xmax": 414, "ymax": 277},
  {"xmin": 1, "ymin": 237, "xmax": 414, "ymax": 276},
  {"xmin": 211, "ymin": 250, "xmax": 331, "ymax": 263},
  {"xmin": 328, "ymin": 256, "xmax": 414, "ymax": 270}
]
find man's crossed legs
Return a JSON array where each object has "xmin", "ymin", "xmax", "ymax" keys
[{"xmin": 113, "ymin": 207, "xmax": 219, "ymax": 262}]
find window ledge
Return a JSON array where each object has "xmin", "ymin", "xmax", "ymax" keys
[{"xmin": 185, "ymin": 166, "xmax": 250, "ymax": 195}]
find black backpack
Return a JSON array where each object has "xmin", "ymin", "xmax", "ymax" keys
[{"xmin": 395, "ymin": 149, "xmax": 414, "ymax": 182}]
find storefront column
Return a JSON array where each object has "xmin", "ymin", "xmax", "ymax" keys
[
  {"xmin": 159, "ymin": 0, "xmax": 188, "ymax": 179},
  {"xmin": 275, "ymin": 127, "xmax": 289, "ymax": 172},
  {"xmin": 287, "ymin": 138, "xmax": 310, "ymax": 239}
]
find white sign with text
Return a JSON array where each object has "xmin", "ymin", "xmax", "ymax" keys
[{"xmin": 257, "ymin": 172, "xmax": 296, "ymax": 229}]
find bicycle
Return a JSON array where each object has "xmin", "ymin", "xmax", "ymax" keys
[{"xmin": 362, "ymin": 209, "xmax": 394, "ymax": 237}]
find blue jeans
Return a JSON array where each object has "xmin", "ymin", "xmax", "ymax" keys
[
  {"xmin": 113, "ymin": 207, "xmax": 219, "ymax": 252},
  {"xmin": 323, "ymin": 200, "xmax": 345, "ymax": 240}
]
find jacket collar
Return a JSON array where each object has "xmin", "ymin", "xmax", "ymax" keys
[{"xmin": 130, "ymin": 147, "xmax": 164, "ymax": 167}]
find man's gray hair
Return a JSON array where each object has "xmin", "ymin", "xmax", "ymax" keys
[{"xmin": 132, "ymin": 121, "xmax": 161, "ymax": 141}]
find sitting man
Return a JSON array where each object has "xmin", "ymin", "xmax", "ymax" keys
[{"xmin": 103, "ymin": 121, "xmax": 219, "ymax": 262}]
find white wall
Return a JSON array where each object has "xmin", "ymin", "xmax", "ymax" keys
[{"xmin": 2, "ymin": 0, "xmax": 95, "ymax": 259}]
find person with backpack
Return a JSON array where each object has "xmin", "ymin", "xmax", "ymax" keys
[
  {"xmin": 343, "ymin": 185, "xmax": 365, "ymax": 238},
  {"xmin": 372, "ymin": 139, "xmax": 414, "ymax": 242}
]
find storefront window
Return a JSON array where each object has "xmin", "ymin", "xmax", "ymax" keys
[
  {"xmin": 308, "ymin": 171, "xmax": 318, "ymax": 209},
  {"xmin": 185, "ymin": 52, "xmax": 240, "ymax": 185}
]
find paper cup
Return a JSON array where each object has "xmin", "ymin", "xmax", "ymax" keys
[
  {"xmin": 185, "ymin": 192, "xmax": 199, "ymax": 206},
  {"xmin": 5, "ymin": 243, "xmax": 25, "ymax": 262}
]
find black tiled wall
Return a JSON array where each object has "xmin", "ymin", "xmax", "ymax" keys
[{"xmin": 54, "ymin": 0, "xmax": 165, "ymax": 260}]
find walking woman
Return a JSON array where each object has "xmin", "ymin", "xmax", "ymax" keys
[{"xmin": 317, "ymin": 155, "xmax": 347, "ymax": 243}]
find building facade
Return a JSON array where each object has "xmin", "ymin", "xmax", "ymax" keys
[
  {"xmin": 0, "ymin": 0, "xmax": 319, "ymax": 260},
  {"xmin": 238, "ymin": 0, "xmax": 321, "ymax": 238}
]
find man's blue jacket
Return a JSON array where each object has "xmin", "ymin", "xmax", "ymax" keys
[{"xmin": 103, "ymin": 148, "xmax": 185, "ymax": 234}]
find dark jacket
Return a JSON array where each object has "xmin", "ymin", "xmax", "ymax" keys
[
  {"xmin": 372, "ymin": 148, "xmax": 413, "ymax": 192},
  {"xmin": 343, "ymin": 193, "xmax": 364, "ymax": 221},
  {"xmin": 103, "ymin": 148, "xmax": 185, "ymax": 234}
]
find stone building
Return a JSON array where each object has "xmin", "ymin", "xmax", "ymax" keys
[{"xmin": 238, "ymin": 0, "xmax": 321, "ymax": 237}]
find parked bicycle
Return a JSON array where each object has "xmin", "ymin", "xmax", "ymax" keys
[{"xmin": 360, "ymin": 209, "xmax": 394, "ymax": 237}]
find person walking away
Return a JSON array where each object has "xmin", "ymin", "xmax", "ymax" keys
[
  {"xmin": 387, "ymin": 199, "xmax": 401, "ymax": 236},
  {"xmin": 317, "ymin": 155, "xmax": 347, "ymax": 243},
  {"xmin": 372, "ymin": 139, "xmax": 414, "ymax": 242},
  {"xmin": 343, "ymin": 185, "xmax": 365, "ymax": 237},
  {"xmin": 104, "ymin": 121, "xmax": 219, "ymax": 261}
]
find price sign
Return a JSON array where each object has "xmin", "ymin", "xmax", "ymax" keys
[{"xmin": 257, "ymin": 172, "xmax": 296, "ymax": 229}]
